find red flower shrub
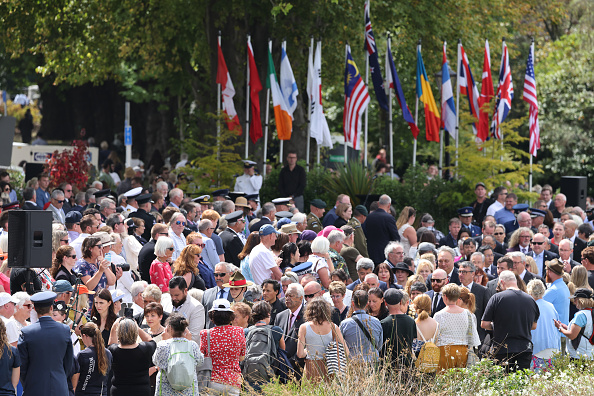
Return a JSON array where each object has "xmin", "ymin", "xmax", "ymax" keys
[{"xmin": 44, "ymin": 140, "xmax": 90, "ymax": 190}]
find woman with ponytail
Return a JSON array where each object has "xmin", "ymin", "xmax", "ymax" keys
[
  {"xmin": 412, "ymin": 294, "xmax": 439, "ymax": 356},
  {"xmin": 0, "ymin": 319, "xmax": 20, "ymax": 395},
  {"xmin": 72, "ymin": 322, "xmax": 112, "ymax": 395}
]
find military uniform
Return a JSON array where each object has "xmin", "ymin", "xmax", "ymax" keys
[
  {"xmin": 128, "ymin": 208, "xmax": 156, "ymax": 241},
  {"xmin": 307, "ymin": 213, "xmax": 322, "ymax": 234},
  {"xmin": 348, "ymin": 217, "xmax": 369, "ymax": 258}
]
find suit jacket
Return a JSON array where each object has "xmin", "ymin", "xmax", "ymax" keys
[
  {"xmin": 486, "ymin": 278, "xmax": 498, "ymax": 297},
  {"xmin": 573, "ymin": 237, "xmax": 587, "ymax": 262},
  {"xmin": 47, "ymin": 204, "xmax": 66, "ymax": 224},
  {"xmin": 548, "ymin": 243, "xmax": 559, "ymax": 255},
  {"xmin": 426, "ymin": 290, "xmax": 446, "ymax": 317},
  {"xmin": 274, "ymin": 304, "xmax": 305, "ymax": 364},
  {"xmin": 469, "ymin": 282, "xmax": 490, "ymax": 341},
  {"xmin": 18, "ymin": 316, "xmax": 74, "ymax": 396},
  {"xmin": 129, "ymin": 208, "xmax": 156, "ymax": 242},
  {"xmin": 439, "ymin": 233, "xmax": 457, "ymax": 249},
  {"xmin": 220, "ymin": 228, "xmax": 244, "ymax": 267},
  {"xmin": 200, "ymin": 286, "xmax": 257, "ymax": 329},
  {"xmin": 507, "ymin": 245, "xmax": 532, "ymax": 254},
  {"xmin": 22, "ymin": 201, "xmax": 41, "ymax": 210},
  {"xmin": 362, "ymin": 208, "xmax": 400, "ymax": 264},
  {"xmin": 138, "ymin": 239, "xmax": 157, "ymax": 283},
  {"xmin": 522, "ymin": 270, "xmax": 544, "ymax": 287},
  {"xmin": 529, "ymin": 250, "xmax": 559, "ymax": 278},
  {"xmin": 249, "ymin": 217, "xmax": 272, "ymax": 233},
  {"xmin": 425, "ymin": 268, "xmax": 461, "ymax": 291},
  {"xmin": 322, "ymin": 207, "xmax": 338, "ymax": 228}
]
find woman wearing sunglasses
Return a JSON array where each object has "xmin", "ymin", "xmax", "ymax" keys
[
  {"xmin": 150, "ymin": 236, "xmax": 175, "ymax": 293},
  {"xmin": 173, "ymin": 244, "xmax": 206, "ymax": 291},
  {"xmin": 51, "ymin": 245, "xmax": 79, "ymax": 285},
  {"xmin": 76, "ymin": 236, "xmax": 116, "ymax": 308}
]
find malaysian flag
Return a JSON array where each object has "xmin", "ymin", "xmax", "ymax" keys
[
  {"xmin": 459, "ymin": 43, "xmax": 480, "ymax": 136},
  {"xmin": 491, "ymin": 40, "xmax": 514, "ymax": 140},
  {"xmin": 364, "ymin": 0, "xmax": 388, "ymax": 111},
  {"xmin": 523, "ymin": 42, "xmax": 540, "ymax": 156},
  {"xmin": 344, "ymin": 45, "xmax": 370, "ymax": 150}
]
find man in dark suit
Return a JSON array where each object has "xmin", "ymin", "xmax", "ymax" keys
[
  {"xmin": 528, "ymin": 233, "xmax": 559, "ymax": 278},
  {"xmin": 202, "ymin": 262, "xmax": 235, "ymax": 328},
  {"xmin": 436, "ymin": 246, "xmax": 461, "ymax": 285},
  {"xmin": 439, "ymin": 218, "xmax": 462, "ymax": 249},
  {"xmin": 425, "ymin": 268, "xmax": 448, "ymax": 316},
  {"xmin": 137, "ymin": 223, "xmax": 169, "ymax": 283},
  {"xmin": 22, "ymin": 187, "xmax": 41, "ymax": 210},
  {"xmin": 558, "ymin": 239, "xmax": 581, "ymax": 273},
  {"xmin": 220, "ymin": 211, "xmax": 246, "ymax": 267},
  {"xmin": 487, "ymin": 256, "xmax": 514, "ymax": 296},
  {"xmin": 565, "ymin": 220, "xmax": 587, "ymax": 261},
  {"xmin": 509, "ymin": 251, "xmax": 544, "ymax": 286},
  {"xmin": 506, "ymin": 227, "xmax": 533, "ymax": 254},
  {"xmin": 249, "ymin": 202, "xmax": 275, "ymax": 233},
  {"xmin": 362, "ymin": 194, "xmax": 400, "ymax": 264},
  {"xmin": 274, "ymin": 283, "xmax": 306, "ymax": 378},
  {"xmin": 128, "ymin": 194, "xmax": 156, "ymax": 242},
  {"xmin": 18, "ymin": 291, "xmax": 74, "ymax": 396},
  {"xmin": 458, "ymin": 261, "xmax": 490, "ymax": 341}
]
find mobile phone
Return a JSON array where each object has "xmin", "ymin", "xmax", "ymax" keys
[
  {"xmin": 124, "ymin": 307, "xmax": 133, "ymax": 319},
  {"xmin": 105, "ymin": 252, "xmax": 112, "ymax": 262}
]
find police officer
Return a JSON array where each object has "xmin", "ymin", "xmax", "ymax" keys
[
  {"xmin": 18, "ymin": 291, "xmax": 74, "ymax": 396},
  {"xmin": 234, "ymin": 160, "xmax": 262, "ymax": 197},
  {"xmin": 458, "ymin": 206, "xmax": 482, "ymax": 237},
  {"xmin": 307, "ymin": 199, "xmax": 326, "ymax": 234},
  {"xmin": 128, "ymin": 193, "xmax": 155, "ymax": 242}
]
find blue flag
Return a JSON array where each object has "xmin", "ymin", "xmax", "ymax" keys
[{"xmin": 364, "ymin": 1, "xmax": 388, "ymax": 111}]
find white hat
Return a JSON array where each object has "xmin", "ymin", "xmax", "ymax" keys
[
  {"xmin": 208, "ymin": 298, "xmax": 234, "ymax": 313},
  {"xmin": 0, "ymin": 292, "xmax": 18, "ymax": 307},
  {"xmin": 124, "ymin": 187, "xmax": 143, "ymax": 198}
]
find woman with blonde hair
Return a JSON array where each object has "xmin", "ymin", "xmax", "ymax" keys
[
  {"xmin": 433, "ymin": 284, "xmax": 480, "ymax": 370},
  {"xmin": 333, "ymin": 203, "xmax": 352, "ymax": 228},
  {"xmin": 396, "ymin": 206, "xmax": 417, "ymax": 256},
  {"xmin": 525, "ymin": 256, "xmax": 539, "ymax": 275},
  {"xmin": 412, "ymin": 294, "xmax": 439, "ymax": 356},
  {"xmin": 416, "ymin": 259, "xmax": 434, "ymax": 281},
  {"xmin": 172, "ymin": 244, "xmax": 206, "ymax": 290},
  {"xmin": 297, "ymin": 297, "xmax": 348, "ymax": 383},
  {"xmin": 72, "ymin": 322, "xmax": 112, "ymax": 395}
]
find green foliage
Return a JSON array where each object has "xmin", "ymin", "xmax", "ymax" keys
[
  {"xmin": 322, "ymin": 162, "xmax": 374, "ymax": 204},
  {"xmin": 259, "ymin": 166, "xmax": 282, "ymax": 205}
]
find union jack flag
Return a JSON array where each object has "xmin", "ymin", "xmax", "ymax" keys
[
  {"xmin": 523, "ymin": 42, "xmax": 540, "ymax": 156},
  {"xmin": 364, "ymin": 0, "xmax": 388, "ymax": 111},
  {"xmin": 491, "ymin": 41, "xmax": 514, "ymax": 140}
]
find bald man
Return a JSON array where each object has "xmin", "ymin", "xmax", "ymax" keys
[{"xmin": 426, "ymin": 268, "xmax": 448, "ymax": 316}]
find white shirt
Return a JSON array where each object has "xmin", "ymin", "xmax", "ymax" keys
[
  {"xmin": 132, "ymin": 302, "xmax": 144, "ymax": 316},
  {"xmin": 122, "ymin": 235, "xmax": 142, "ymax": 271},
  {"xmin": 124, "ymin": 204, "xmax": 138, "ymax": 213},
  {"xmin": 250, "ymin": 243, "xmax": 277, "ymax": 285},
  {"xmin": 169, "ymin": 229, "xmax": 187, "ymax": 261},
  {"xmin": 486, "ymin": 200, "xmax": 504, "ymax": 217},
  {"xmin": 70, "ymin": 233, "xmax": 90, "ymax": 259},
  {"xmin": 234, "ymin": 173, "xmax": 263, "ymax": 196},
  {"xmin": 462, "ymin": 281, "xmax": 474, "ymax": 291}
]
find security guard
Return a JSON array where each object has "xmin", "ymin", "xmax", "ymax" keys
[
  {"xmin": 348, "ymin": 205, "xmax": 369, "ymax": 258},
  {"xmin": 458, "ymin": 206, "xmax": 482, "ymax": 237},
  {"xmin": 234, "ymin": 160, "xmax": 263, "ymax": 197},
  {"xmin": 307, "ymin": 199, "xmax": 326, "ymax": 234},
  {"xmin": 18, "ymin": 291, "xmax": 74, "ymax": 396},
  {"xmin": 128, "ymin": 193, "xmax": 155, "ymax": 242}
]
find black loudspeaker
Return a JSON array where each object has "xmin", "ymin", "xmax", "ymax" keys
[
  {"xmin": 8, "ymin": 211, "xmax": 52, "ymax": 268},
  {"xmin": 560, "ymin": 176, "xmax": 588, "ymax": 209},
  {"xmin": 24, "ymin": 163, "xmax": 45, "ymax": 183},
  {"xmin": 0, "ymin": 117, "xmax": 15, "ymax": 167}
]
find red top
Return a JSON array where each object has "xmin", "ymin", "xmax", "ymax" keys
[
  {"xmin": 200, "ymin": 325, "xmax": 246, "ymax": 388},
  {"xmin": 149, "ymin": 260, "xmax": 173, "ymax": 293}
]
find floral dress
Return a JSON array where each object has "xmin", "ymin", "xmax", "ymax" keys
[
  {"xmin": 150, "ymin": 259, "xmax": 173, "ymax": 293},
  {"xmin": 200, "ymin": 326, "xmax": 246, "ymax": 389}
]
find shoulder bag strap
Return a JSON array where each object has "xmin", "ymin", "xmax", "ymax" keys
[
  {"xmin": 416, "ymin": 324, "xmax": 428, "ymax": 342},
  {"xmin": 431, "ymin": 322, "xmax": 440, "ymax": 343},
  {"xmin": 353, "ymin": 317, "xmax": 377, "ymax": 350}
]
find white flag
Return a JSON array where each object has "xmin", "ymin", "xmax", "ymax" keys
[
  {"xmin": 307, "ymin": 41, "xmax": 332, "ymax": 148},
  {"xmin": 280, "ymin": 43, "xmax": 298, "ymax": 118}
]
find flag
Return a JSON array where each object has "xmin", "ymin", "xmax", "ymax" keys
[
  {"xmin": 216, "ymin": 41, "xmax": 241, "ymax": 132},
  {"xmin": 441, "ymin": 42, "xmax": 456, "ymax": 139},
  {"xmin": 491, "ymin": 41, "xmax": 514, "ymax": 140},
  {"xmin": 343, "ymin": 45, "xmax": 370, "ymax": 150},
  {"xmin": 364, "ymin": 0, "xmax": 388, "ymax": 111},
  {"xmin": 247, "ymin": 38, "xmax": 263, "ymax": 144},
  {"xmin": 477, "ymin": 40, "xmax": 494, "ymax": 143},
  {"xmin": 385, "ymin": 40, "xmax": 419, "ymax": 138},
  {"xmin": 280, "ymin": 43, "xmax": 299, "ymax": 117},
  {"xmin": 459, "ymin": 44, "xmax": 480, "ymax": 137},
  {"xmin": 523, "ymin": 42, "xmax": 540, "ymax": 157},
  {"xmin": 416, "ymin": 47, "xmax": 440, "ymax": 142},
  {"xmin": 266, "ymin": 47, "xmax": 292, "ymax": 140},
  {"xmin": 307, "ymin": 41, "xmax": 332, "ymax": 148}
]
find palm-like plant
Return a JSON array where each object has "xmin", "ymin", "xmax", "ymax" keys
[{"xmin": 323, "ymin": 161, "xmax": 374, "ymax": 204}]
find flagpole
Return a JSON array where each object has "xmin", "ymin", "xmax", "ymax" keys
[
  {"xmin": 306, "ymin": 37, "xmax": 313, "ymax": 170},
  {"xmin": 245, "ymin": 34, "xmax": 251, "ymax": 159},
  {"xmin": 455, "ymin": 39, "xmax": 461, "ymax": 177},
  {"xmin": 279, "ymin": 40, "xmax": 286, "ymax": 162},
  {"xmin": 413, "ymin": 40, "xmax": 420, "ymax": 168},
  {"xmin": 217, "ymin": 32, "xmax": 222, "ymax": 162},
  {"xmin": 344, "ymin": 43, "xmax": 349, "ymax": 165},
  {"xmin": 317, "ymin": 39, "xmax": 322, "ymax": 166},
  {"xmin": 387, "ymin": 34, "xmax": 394, "ymax": 179},
  {"xmin": 263, "ymin": 39, "xmax": 272, "ymax": 176},
  {"xmin": 439, "ymin": 41, "xmax": 445, "ymax": 178}
]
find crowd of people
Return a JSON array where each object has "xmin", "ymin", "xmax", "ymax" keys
[{"xmin": 0, "ymin": 151, "xmax": 593, "ymax": 395}]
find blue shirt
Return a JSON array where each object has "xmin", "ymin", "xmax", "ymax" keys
[
  {"xmin": 35, "ymin": 187, "xmax": 50, "ymax": 208},
  {"xmin": 339, "ymin": 310, "xmax": 383, "ymax": 362},
  {"xmin": 543, "ymin": 277, "xmax": 570, "ymax": 326},
  {"xmin": 531, "ymin": 299, "xmax": 560, "ymax": 354},
  {"xmin": 494, "ymin": 207, "xmax": 515, "ymax": 224}
]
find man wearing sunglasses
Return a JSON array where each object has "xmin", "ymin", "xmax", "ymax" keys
[
  {"xmin": 201, "ymin": 263, "xmax": 235, "ymax": 328},
  {"xmin": 220, "ymin": 211, "xmax": 246, "ymax": 268},
  {"xmin": 528, "ymin": 233, "xmax": 559, "ymax": 278},
  {"xmin": 129, "ymin": 194, "xmax": 156, "ymax": 242},
  {"xmin": 47, "ymin": 189, "xmax": 66, "ymax": 225}
]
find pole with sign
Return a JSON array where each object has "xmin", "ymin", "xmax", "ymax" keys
[{"xmin": 125, "ymin": 102, "xmax": 132, "ymax": 168}]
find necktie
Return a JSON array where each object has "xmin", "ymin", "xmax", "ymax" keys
[
  {"xmin": 218, "ymin": 289, "xmax": 224, "ymax": 299},
  {"xmin": 432, "ymin": 293, "xmax": 440, "ymax": 313},
  {"xmin": 290, "ymin": 312, "xmax": 297, "ymax": 328}
]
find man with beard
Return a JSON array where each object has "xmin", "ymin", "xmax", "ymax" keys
[
  {"xmin": 168, "ymin": 276, "xmax": 205, "ymax": 345},
  {"xmin": 542, "ymin": 259, "xmax": 570, "ymax": 327},
  {"xmin": 425, "ymin": 268, "xmax": 448, "ymax": 316}
]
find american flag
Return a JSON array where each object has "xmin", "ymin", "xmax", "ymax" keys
[
  {"xmin": 344, "ymin": 45, "xmax": 370, "ymax": 150},
  {"xmin": 364, "ymin": 0, "xmax": 388, "ymax": 111},
  {"xmin": 459, "ymin": 44, "xmax": 480, "ymax": 136},
  {"xmin": 523, "ymin": 42, "xmax": 540, "ymax": 156},
  {"xmin": 491, "ymin": 40, "xmax": 514, "ymax": 140}
]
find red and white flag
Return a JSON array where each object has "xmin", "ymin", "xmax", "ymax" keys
[
  {"xmin": 477, "ymin": 40, "xmax": 494, "ymax": 143},
  {"xmin": 247, "ymin": 38, "xmax": 262, "ymax": 143},
  {"xmin": 217, "ymin": 41, "xmax": 241, "ymax": 132},
  {"xmin": 523, "ymin": 42, "xmax": 540, "ymax": 156}
]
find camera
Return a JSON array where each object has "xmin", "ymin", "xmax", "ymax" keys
[{"xmin": 117, "ymin": 263, "xmax": 130, "ymax": 272}]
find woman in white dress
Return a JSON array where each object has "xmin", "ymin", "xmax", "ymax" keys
[{"xmin": 396, "ymin": 206, "xmax": 417, "ymax": 257}]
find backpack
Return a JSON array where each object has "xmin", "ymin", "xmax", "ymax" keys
[
  {"xmin": 165, "ymin": 339, "xmax": 196, "ymax": 391},
  {"xmin": 415, "ymin": 323, "xmax": 440, "ymax": 373},
  {"xmin": 242, "ymin": 325, "xmax": 277, "ymax": 382}
]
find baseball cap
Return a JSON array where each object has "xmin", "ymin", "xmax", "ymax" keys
[{"xmin": 260, "ymin": 224, "xmax": 280, "ymax": 236}]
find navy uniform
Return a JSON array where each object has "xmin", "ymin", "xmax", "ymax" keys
[
  {"xmin": 458, "ymin": 207, "xmax": 482, "ymax": 237},
  {"xmin": 212, "ymin": 188, "xmax": 230, "ymax": 202},
  {"xmin": 234, "ymin": 160, "xmax": 262, "ymax": 197},
  {"xmin": 123, "ymin": 187, "xmax": 143, "ymax": 215},
  {"xmin": 220, "ymin": 210, "xmax": 246, "ymax": 267},
  {"xmin": 18, "ymin": 291, "xmax": 74, "ymax": 396},
  {"xmin": 504, "ymin": 203, "xmax": 531, "ymax": 236},
  {"xmin": 128, "ymin": 193, "xmax": 156, "ymax": 241}
]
